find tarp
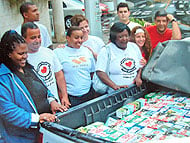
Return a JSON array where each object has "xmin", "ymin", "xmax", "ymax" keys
[{"xmin": 142, "ymin": 39, "xmax": 190, "ymax": 94}]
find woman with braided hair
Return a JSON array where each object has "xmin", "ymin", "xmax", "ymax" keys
[{"xmin": 0, "ymin": 30, "xmax": 65, "ymax": 143}]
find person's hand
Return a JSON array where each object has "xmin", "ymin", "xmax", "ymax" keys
[
  {"xmin": 60, "ymin": 97, "xmax": 71, "ymax": 109},
  {"xmin": 144, "ymin": 22, "xmax": 151, "ymax": 27},
  {"xmin": 140, "ymin": 58, "xmax": 147, "ymax": 67},
  {"xmin": 39, "ymin": 113, "xmax": 57, "ymax": 123},
  {"xmin": 133, "ymin": 77, "xmax": 142, "ymax": 87},
  {"xmin": 83, "ymin": 45, "xmax": 98, "ymax": 60},
  {"xmin": 167, "ymin": 14, "xmax": 174, "ymax": 22},
  {"xmin": 50, "ymin": 100, "xmax": 68, "ymax": 114},
  {"xmin": 112, "ymin": 84, "xmax": 128, "ymax": 90},
  {"xmin": 119, "ymin": 85, "xmax": 128, "ymax": 89},
  {"xmin": 56, "ymin": 44, "xmax": 65, "ymax": 48}
]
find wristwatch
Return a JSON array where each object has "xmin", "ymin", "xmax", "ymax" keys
[{"xmin": 171, "ymin": 18, "xmax": 177, "ymax": 23}]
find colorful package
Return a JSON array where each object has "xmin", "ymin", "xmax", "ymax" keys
[
  {"xmin": 76, "ymin": 122, "xmax": 104, "ymax": 133},
  {"xmin": 116, "ymin": 98, "xmax": 146, "ymax": 118},
  {"xmin": 105, "ymin": 130, "xmax": 124, "ymax": 142},
  {"xmin": 76, "ymin": 91, "xmax": 190, "ymax": 142},
  {"xmin": 116, "ymin": 104, "xmax": 135, "ymax": 118},
  {"xmin": 105, "ymin": 117, "xmax": 118, "ymax": 128},
  {"xmin": 115, "ymin": 133, "xmax": 136, "ymax": 143}
]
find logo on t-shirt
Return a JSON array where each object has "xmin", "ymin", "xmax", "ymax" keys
[
  {"xmin": 36, "ymin": 62, "xmax": 52, "ymax": 80},
  {"xmin": 72, "ymin": 56, "xmax": 87, "ymax": 64},
  {"xmin": 120, "ymin": 58, "xmax": 136, "ymax": 73}
]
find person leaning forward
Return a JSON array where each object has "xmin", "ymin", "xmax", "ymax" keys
[
  {"xmin": 0, "ymin": 30, "xmax": 66, "ymax": 143},
  {"xmin": 21, "ymin": 22, "xmax": 71, "ymax": 108}
]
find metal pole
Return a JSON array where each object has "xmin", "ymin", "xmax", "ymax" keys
[
  {"xmin": 52, "ymin": 0, "xmax": 66, "ymax": 42},
  {"xmin": 84, "ymin": 0, "xmax": 103, "ymax": 38}
]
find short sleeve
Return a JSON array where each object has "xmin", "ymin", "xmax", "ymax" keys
[
  {"xmin": 85, "ymin": 47, "xmax": 96, "ymax": 73},
  {"xmin": 52, "ymin": 52, "xmax": 63, "ymax": 73},
  {"xmin": 96, "ymin": 47, "xmax": 108, "ymax": 72},
  {"xmin": 95, "ymin": 37, "xmax": 105, "ymax": 54},
  {"xmin": 90, "ymin": 54, "xmax": 96, "ymax": 73}
]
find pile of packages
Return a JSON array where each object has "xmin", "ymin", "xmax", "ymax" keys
[{"xmin": 76, "ymin": 91, "xmax": 190, "ymax": 142}]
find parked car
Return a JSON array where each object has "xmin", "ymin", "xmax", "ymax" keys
[
  {"xmin": 49, "ymin": 0, "xmax": 110, "ymax": 32},
  {"xmin": 48, "ymin": 0, "xmax": 85, "ymax": 30}
]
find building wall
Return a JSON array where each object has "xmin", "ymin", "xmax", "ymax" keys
[{"xmin": 0, "ymin": 0, "xmax": 51, "ymax": 38}]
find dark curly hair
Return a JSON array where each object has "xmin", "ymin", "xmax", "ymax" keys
[
  {"xmin": 0, "ymin": 30, "xmax": 26, "ymax": 70},
  {"xmin": 66, "ymin": 26, "xmax": 82, "ymax": 37},
  {"xmin": 110, "ymin": 22, "xmax": 130, "ymax": 44}
]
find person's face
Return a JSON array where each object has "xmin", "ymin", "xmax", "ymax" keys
[
  {"xmin": 117, "ymin": 7, "xmax": 130, "ymax": 22},
  {"xmin": 78, "ymin": 20, "xmax": 90, "ymax": 37},
  {"xmin": 24, "ymin": 28, "xmax": 41, "ymax": 53},
  {"xmin": 115, "ymin": 29, "xmax": 129, "ymax": 49},
  {"xmin": 155, "ymin": 16, "xmax": 168, "ymax": 34},
  {"xmin": 67, "ymin": 30, "xmax": 83, "ymax": 49},
  {"xmin": 135, "ymin": 32, "xmax": 146, "ymax": 48},
  {"xmin": 9, "ymin": 43, "xmax": 28, "ymax": 68},
  {"xmin": 24, "ymin": 5, "xmax": 40, "ymax": 22}
]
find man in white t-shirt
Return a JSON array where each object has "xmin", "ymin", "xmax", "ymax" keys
[
  {"xmin": 96, "ymin": 22, "xmax": 143, "ymax": 93},
  {"xmin": 15, "ymin": 2, "xmax": 52, "ymax": 49},
  {"xmin": 115, "ymin": 2, "xmax": 141, "ymax": 31},
  {"xmin": 21, "ymin": 22, "xmax": 70, "ymax": 108}
]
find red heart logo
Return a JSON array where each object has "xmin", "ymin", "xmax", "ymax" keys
[
  {"xmin": 41, "ymin": 66, "xmax": 47, "ymax": 73},
  {"xmin": 125, "ymin": 61, "xmax": 132, "ymax": 67}
]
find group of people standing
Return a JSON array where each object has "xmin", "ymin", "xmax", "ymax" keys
[{"xmin": 0, "ymin": 1, "xmax": 182, "ymax": 143}]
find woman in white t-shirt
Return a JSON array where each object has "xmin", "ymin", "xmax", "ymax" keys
[
  {"xmin": 54, "ymin": 26, "xmax": 96, "ymax": 107},
  {"xmin": 130, "ymin": 26, "xmax": 152, "ymax": 62},
  {"xmin": 96, "ymin": 22, "xmax": 143, "ymax": 93}
]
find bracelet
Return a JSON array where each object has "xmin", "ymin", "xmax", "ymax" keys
[{"xmin": 171, "ymin": 18, "xmax": 177, "ymax": 23}]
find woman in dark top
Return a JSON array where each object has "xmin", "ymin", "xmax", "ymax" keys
[
  {"xmin": 14, "ymin": 63, "xmax": 52, "ymax": 114},
  {"xmin": 0, "ymin": 30, "xmax": 66, "ymax": 143}
]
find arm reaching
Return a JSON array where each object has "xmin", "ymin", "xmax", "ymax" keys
[
  {"xmin": 96, "ymin": 71, "xmax": 128, "ymax": 90},
  {"xmin": 133, "ymin": 69, "xmax": 143, "ymax": 87},
  {"xmin": 55, "ymin": 70, "xmax": 71, "ymax": 108}
]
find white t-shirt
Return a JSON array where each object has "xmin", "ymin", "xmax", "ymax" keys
[
  {"xmin": 15, "ymin": 22, "xmax": 52, "ymax": 48},
  {"xmin": 96, "ymin": 42, "xmax": 143, "ymax": 93},
  {"xmin": 111, "ymin": 18, "xmax": 141, "ymax": 31},
  {"xmin": 82, "ymin": 35, "xmax": 105, "ymax": 54},
  {"xmin": 27, "ymin": 47, "xmax": 62, "ymax": 102},
  {"xmin": 54, "ymin": 45, "xmax": 96, "ymax": 96}
]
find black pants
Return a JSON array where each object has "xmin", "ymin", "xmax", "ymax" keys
[{"xmin": 68, "ymin": 87, "xmax": 95, "ymax": 107}]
